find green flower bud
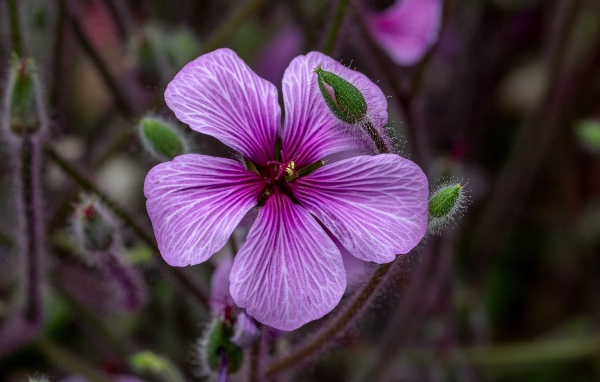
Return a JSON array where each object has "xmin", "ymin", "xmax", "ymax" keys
[
  {"xmin": 139, "ymin": 117, "xmax": 188, "ymax": 161},
  {"xmin": 204, "ymin": 319, "xmax": 244, "ymax": 373},
  {"xmin": 130, "ymin": 351, "xmax": 186, "ymax": 382},
  {"xmin": 575, "ymin": 119, "xmax": 600, "ymax": 152},
  {"xmin": 73, "ymin": 197, "xmax": 115, "ymax": 252},
  {"xmin": 314, "ymin": 65, "xmax": 367, "ymax": 124},
  {"xmin": 427, "ymin": 182, "xmax": 468, "ymax": 235},
  {"xmin": 8, "ymin": 56, "xmax": 40, "ymax": 135}
]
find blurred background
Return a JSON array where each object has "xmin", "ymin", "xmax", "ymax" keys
[{"xmin": 1, "ymin": 0, "xmax": 600, "ymax": 381}]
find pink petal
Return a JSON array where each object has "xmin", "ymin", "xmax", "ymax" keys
[
  {"xmin": 281, "ymin": 52, "xmax": 388, "ymax": 167},
  {"xmin": 165, "ymin": 48, "xmax": 281, "ymax": 165},
  {"xmin": 229, "ymin": 193, "xmax": 345, "ymax": 331},
  {"xmin": 144, "ymin": 154, "xmax": 264, "ymax": 267},
  {"xmin": 210, "ymin": 256, "xmax": 234, "ymax": 314},
  {"xmin": 366, "ymin": 0, "xmax": 442, "ymax": 66},
  {"xmin": 290, "ymin": 154, "xmax": 428, "ymax": 264}
]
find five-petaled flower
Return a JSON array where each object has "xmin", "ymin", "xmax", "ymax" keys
[{"xmin": 144, "ymin": 48, "xmax": 428, "ymax": 331}]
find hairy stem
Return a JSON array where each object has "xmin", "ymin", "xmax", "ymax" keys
[
  {"xmin": 322, "ymin": 0, "xmax": 350, "ymax": 55},
  {"xmin": 20, "ymin": 134, "xmax": 43, "ymax": 323},
  {"xmin": 45, "ymin": 145, "xmax": 209, "ymax": 306},
  {"xmin": 264, "ymin": 262, "xmax": 393, "ymax": 377},
  {"xmin": 203, "ymin": 0, "xmax": 268, "ymax": 53}
]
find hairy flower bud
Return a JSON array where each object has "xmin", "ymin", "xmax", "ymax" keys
[
  {"xmin": 139, "ymin": 116, "xmax": 188, "ymax": 161},
  {"xmin": 314, "ymin": 65, "xmax": 367, "ymax": 124},
  {"xmin": 427, "ymin": 182, "xmax": 468, "ymax": 235},
  {"xmin": 6, "ymin": 56, "xmax": 41, "ymax": 135},
  {"xmin": 203, "ymin": 318, "xmax": 244, "ymax": 373},
  {"xmin": 73, "ymin": 198, "xmax": 115, "ymax": 252}
]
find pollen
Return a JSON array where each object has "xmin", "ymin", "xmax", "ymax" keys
[{"xmin": 285, "ymin": 161, "xmax": 296, "ymax": 177}]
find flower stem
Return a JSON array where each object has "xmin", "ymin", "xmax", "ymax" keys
[
  {"xmin": 362, "ymin": 120, "xmax": 390, "ymax": 154},
  {"xmin": 264, "ymin": 262, "xmax": 393, "ymax": 377},
  {"xmin": 322, "ymin": 0, "xmax": 350, "ymax": 55},
  {"xmin": 44, "ymin": 144, "xmax": 209, "ymax": 306},
  {"xmin": 20, "ymin": 134, "xmax": 43, "ymax": 323},
  {"xmin": 203, "ymin": 0, "xmax": 268, "ymax": 53},
  {"xmin": 7, "ymin": 0, "xmax": 23, "ymax": 56},
  {"xmin": 66, "ymin": 10, "xmax": 135, "ymax": 117}
]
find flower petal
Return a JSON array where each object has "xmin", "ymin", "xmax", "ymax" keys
[
  {"xmin": 229, "ymin": 193, "xmax": 345, "ymax": 331},
  {"xmin": 365, "ymin": 0, "xmax": 442, "ymax": 66},
  {"xmin": 144, "ymin": 154, "xmax": 264, "ymax": 267},
  {"xmin": 281, "ymin": 52, "xmax": 388, "ymax": 166},
  {"xmin": 290, "ymin": 154, "xmax": 428, "ymax": 263},
  {"xmin": 210, "ymin": 256, "xmax": 234, "ymax": 314},
  {"xmin": 165, "ymin": 48, "xmax": 281, "ymax": 164}
]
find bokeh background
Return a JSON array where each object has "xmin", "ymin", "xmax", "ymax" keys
[{"xmin": 1, "ymin": 0, "xmax": 600, "ymax": 381}]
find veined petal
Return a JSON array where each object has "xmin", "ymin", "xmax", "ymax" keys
[
  {"xmin": 282, "ymin": 52, "xmax": 387, "ymax": 166},
  {"xmin": 229, "ymin": 193, "xmax": 345, "ymax": 331},
  {"xmin": 144, "ymin": 154, "xmax": 264, "ymax": 267},
  {"xmin": 290, "ymin": 154, "xmax": 428, "ymax": 263},
  {"xmin": 165, "ymin": 48, "xmax": 281, "ymax": 165},
  {"xmin": 365, "ymin": 0, "xmax": 442, "ymax": 66}
]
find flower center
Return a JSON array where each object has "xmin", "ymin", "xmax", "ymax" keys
[{"xmin": 266, "ymin": 151, "xmax": 298, "ymax": 185}]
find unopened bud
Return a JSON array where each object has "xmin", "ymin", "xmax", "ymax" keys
[
  {"xmin": 427, "ymin": 182, "xmax": 468, "ymax": 235},
  {"xmin": 139, "ymin": 117, "xmax": 188, "ymax": 161},
  {"xmin": 130, "ymin": 351, "xmax": 186, "ymax": 382},
  {"xmin": 314, "ymin": 65, "xmax": 367, "ymax": 124},
  {"xmin": 203, "ymin": 318, "xmax": 244, "ymax": 374},
  {"xmin": 231, "ymin": 312, "xmax": 260, "ymax": 348},
  {"xmin": 73, "ymin": 197, "xmax": 115, "ymax": 251},
  {"xmin": 7, "ymin": 56, "xmax": 40, "ymax": 134}
]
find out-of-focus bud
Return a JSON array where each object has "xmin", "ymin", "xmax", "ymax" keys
[
  {"xmin": 138, "ymin": 116, "xmax": 188, "ymax": 161},
  {"xmin": 576, "ymin": 119, "xmax": 600, "ymax": 153},
  {"xmin": 73, "ymin": 197, "xmax": 115, "ymax": 252},
  {"xmin": 427, "ymin": 182, "xmax": 468, "ymax": 235},
  {"xmin": 203, "ymin": 318, "xmax": 244, "ymax": 374},
  {"xmin": 7, "ymin": 56, "xmax": 41, "ymax": 135},
  {"xmin": 231, "ymin": 312, "xmax": 260, "ymax": 348},
  {"xmin": 130, "ymin": 351, "xmax": 186, "ymax": 382},
  {"xmin": 314, "ymin": 65, "xmax": 368, "ymax": 124}
]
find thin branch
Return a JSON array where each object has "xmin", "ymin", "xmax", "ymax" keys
[
  {"xmin": 66, "ymin": 10, "xmax": 135, "ymax": 117},
  {"xmin": 322, "ymin": 0, "xmax": 350, "ymax": 55},
  {"xmin": 44, "ymin": 144, "xmax": 209, "ymax": 307},
  {"xmin": 7, "ymin": 0, "xmax": 23, "ymax": 56}
]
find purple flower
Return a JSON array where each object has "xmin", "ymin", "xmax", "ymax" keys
[
  {"xmin": 365, "ymin": 0, "xmax": 442, "ymax": 66},
  {"xmin": 145, "ymin": 48, "xmax": 428, "ymax": 330}
]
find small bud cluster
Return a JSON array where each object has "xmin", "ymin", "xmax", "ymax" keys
[
  {"xmin": 427, "ymin": 181, "xmax": 469, "ymax": 235},
  {"xmin": 138, "ymin": 116, "xmax": 189, "ymax": 161}
]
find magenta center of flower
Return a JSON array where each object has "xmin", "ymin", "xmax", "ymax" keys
[{"xmin": 266, "ymin": 150, "xmax": 298, "ymax": 185}]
